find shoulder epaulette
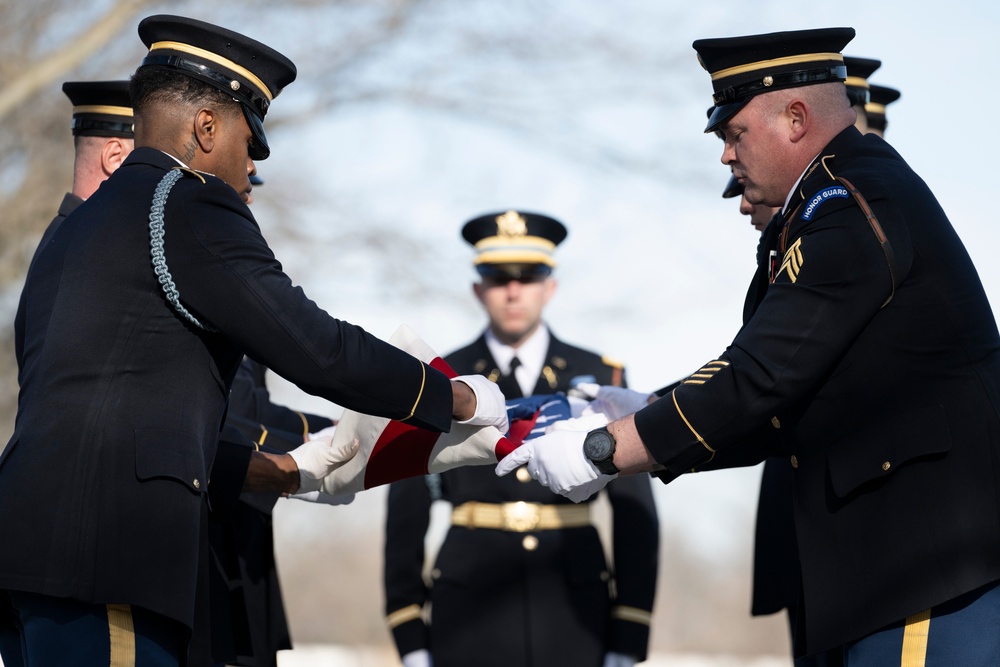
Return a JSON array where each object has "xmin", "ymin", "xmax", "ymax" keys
[{"xmin": 601, "ymin": 355, "xmax": 624, "ymax": 370}]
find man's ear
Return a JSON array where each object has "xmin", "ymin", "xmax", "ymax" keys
[
  {"xmin": 194, "ymin": 108, "xmax": 217, "ymax": 154},
  {"xmin": 100, "ymin": 138, "xmax": 128, "ymax": 176},
  {"xmin": 787, "ymin": 99, "xmax": 809, "ymax": 143},
  {"xmin": 472, "ymin": 282, "xmax": 486, "ymax": 304}
]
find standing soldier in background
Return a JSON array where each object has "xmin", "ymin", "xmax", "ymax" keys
[
  {"xmin": 24, "ymin": 81, "xmax": 135, "ymax": 269},
  {"xmin": 864, "ymin": 84, "xmax": 901, "ymax": 138},
  {"xmin": 384, "ymin": 211, "xmax": 659, "ymax": 667},
  {"xmin": 205, "ymin": 173, "xmax": 343, "ymax": 667},
  {"xmin": 843, "ymin": 56, "xmax": 881, "ymax": 134},
  {"xmin": 722, "ymin": 170, "xmax": 842, "ymax": 667}
]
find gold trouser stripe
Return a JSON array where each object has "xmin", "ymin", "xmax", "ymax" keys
[
  {"xmin": 711, "ymin": 52, "xmax": 843, "ymax": 81},
  {"xmin": 107, "ymin": 604, "xmax": 135, "ymax": 667},
  {"xmin": 672, "ymin": 391, "xmax": 715, "ymax": 457},
  {"xmin": 451, "ymin": 501, "xmax": 591, "ymax": 532},
  {"xmin": 611, "ymin": 605, "xmax": 652, "ymax": 626},
  {"xmin": 296, "ymin": 411, "xmax": 309, "ymax": 440},
  {"xmin": 149, "ymin": 41, "xmax": 273, "ymax": 100},
  {"xmin": 256, "ymin": 425, "xmax": 267, "ymax": 450},
  {"xmin": 900, "ymin": 608, "xmax": 931, "ymax": 667},
  {"xmin": 399, "ymin": 361, "xmax": 427, "ymax": 422},
  {"xmin": 385, "ymin": 604, "xmax": 423, "ymax": 629}
]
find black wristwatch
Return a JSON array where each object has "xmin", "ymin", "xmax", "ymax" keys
[{"xmin": 583, "ymin": 426, "xmax": 620, "ymax": 475}]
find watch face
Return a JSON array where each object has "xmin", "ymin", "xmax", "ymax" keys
[{"xmin": 584, "ymin": 429, "xmax": 614, "ymax": 461}]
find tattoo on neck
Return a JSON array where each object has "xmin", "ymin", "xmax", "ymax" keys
[{"xmin": 179, "ymin": 133, "xmax": 197, "ymax": 163}]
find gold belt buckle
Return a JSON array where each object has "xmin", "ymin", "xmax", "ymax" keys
[{"xmin": 502, "ymin": 501, "xmax": 540, "ymax": 532}]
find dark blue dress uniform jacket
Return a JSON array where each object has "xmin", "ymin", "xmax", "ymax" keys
[
  {"xmin": 639, "ymin": 127, "xmax": 1000, "ymax": 656},
  {"xmin": 0, "ymin": 148, "xmax": 454, "ymax": 636},
  {"xmin": 384, "ymin": 332, "xmax": 659, "ymax": 667}
]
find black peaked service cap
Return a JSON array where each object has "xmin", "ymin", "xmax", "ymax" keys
[
  {"xmin": 137, "ymin": 15, "xmax": 296, "ymax": 160},
  {"xmin": 844, "ymin": 56, "xmax": 881, "ymax": 106},
  {"xmin": 462, "ymin": 210, "xmax": 568, "ymax": 281},
  {"xmin": 722, "ymin": 173, "xmax": 743, "ymax": 199},
  {"xmin": 865, "ymin": 84, "xmax": 902, "ymax": 133},
  {"xmin": 694, "ymin": 27, "xmax": 856, "ymax": 133},
  {"xmin": 62, "ymin": 80, "xmax": 134, "ymax": 138}
]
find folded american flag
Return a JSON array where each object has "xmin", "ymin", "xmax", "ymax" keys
[{"xmin": 320, "ymin": 326, "xmax": 579, "ymax": 495}]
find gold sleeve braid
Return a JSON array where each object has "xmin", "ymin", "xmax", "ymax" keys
[
  {"xmin": 397, "ymin": 360, "xmax": 427, "ymax": 422},
  {"xmin": 672, "ymin": 390, "xmax": 716, "ymax": 462},
  {"xmin": 611, "ymin": 605, "xmax": 652, "ymax": 626},
  {"xmin": 385, "ymin": 604, "xmax": 423, "ymax": 629}
]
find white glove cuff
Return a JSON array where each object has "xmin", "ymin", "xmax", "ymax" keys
[{"xmin": 453, "ymin": 375, "xmax": 508, "ymax": 431}]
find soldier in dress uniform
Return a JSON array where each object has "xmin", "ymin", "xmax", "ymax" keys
[
  {"xmin": 864, "ymin": 84, "xmax": 901, "ymax": 138},
  {"xmin": 843, "ymin": 56, "xmax": 881, "ymax": 133},
  {"xmin": 722, "ymin": 163, "xmax": 776, "ymax": 234},
  {"xmin": 383, "ymin": 211, "xmax": 659, "ymax": 667},
  {"xmin": 504, "ymin": 27, "xmax": 1000, "ymax": 665},
  {"xmin": 721, "ymin": 169, "xmax": 843, "ymax": 667},
  {"xmin": 0, "ymin": 15, "xmax": 504, "ymax": 667},
  {"xmin": 203, "ymin": 175, "xmax": 341, "ymax": 667},
  {"xmin": 24, "ymin": 81, "xmax": 135, "ymax": 271}
]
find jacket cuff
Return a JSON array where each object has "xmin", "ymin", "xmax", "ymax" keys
[
  {"xmin": 607, "ymin": 605, "xmax": 652, "ymax": 661},
  {"xmin": 387, "ymin": 605, "xmax": 428, "ymax": 657},
  {"xmin": 634, "ymin": 394, "xmax": 715, "ymax": 478}
]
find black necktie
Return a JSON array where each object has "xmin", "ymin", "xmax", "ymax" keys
[{"xmin": 497, "ymin": 357, "xmax": 522, "ymax": 399}]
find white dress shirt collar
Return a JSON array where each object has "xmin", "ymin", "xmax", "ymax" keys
[{"xmin": 484, "ymin": 324, "xmax": 550, "ymax": 397}]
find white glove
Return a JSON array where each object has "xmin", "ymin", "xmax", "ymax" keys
[
  {"xmin": 286, "ymin": 490, "xmax": 356, "ymax": 506},
  {"xmin": 287, "ymin": 435, "xmax": 360, "ymax": 493},
  {"xmin": 453, "ymin": 375, "xmax": 509, "ymax": 433},
  {"xmin": 581, "ymin": 385, "xmax": 654, "ymax": 421},
  {"xmin": 603, "ymin": 652, "xmax": 638, "ymax": 667},
  {"xmin": 401, "ymin": 649, "xmax": 432, "ymax": 667},
  {"xmin": 496, "ymin": 425, "xmax": 615, "ymax": 503}
]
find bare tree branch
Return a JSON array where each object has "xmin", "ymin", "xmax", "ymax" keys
[{"xmin": 0, "ymin": 0, "xmax": 157, "ymax": 121}]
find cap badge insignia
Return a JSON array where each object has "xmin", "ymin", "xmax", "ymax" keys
[{"xmin": 495, "ymin": 210, "xmax": 527, "ymax": 237}]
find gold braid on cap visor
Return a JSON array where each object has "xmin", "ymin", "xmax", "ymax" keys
[
  {"xmin": 710, "ymin": 52, "xmax": 844, "ymax": 81},
  {"xmin": 144, "ymin": 41, "xmax": 273, "ymax": 118},
  {"xmin": 72, "ymin": 105, "xmax": 133, "ymax": 117}
]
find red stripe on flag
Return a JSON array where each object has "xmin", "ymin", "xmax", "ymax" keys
[
  {"xmin": 364, "ymin": 356, "xmax": 455, "ymax": 488},
  {"xmin": 492, "ymin": 407, "xmax": 537, "ymax": 461},
  {"xmin": 494, "ymin": 436, "xmax": 516, "ymax": 460}
]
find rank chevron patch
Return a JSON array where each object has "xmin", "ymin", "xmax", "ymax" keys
[
  {"xmin": 777, "ymin": 238, "xmax": 803, "ymax": 283},
  {"xmin": 682, "ymin": 360, "xmax": 730, "ymax": 385}
]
